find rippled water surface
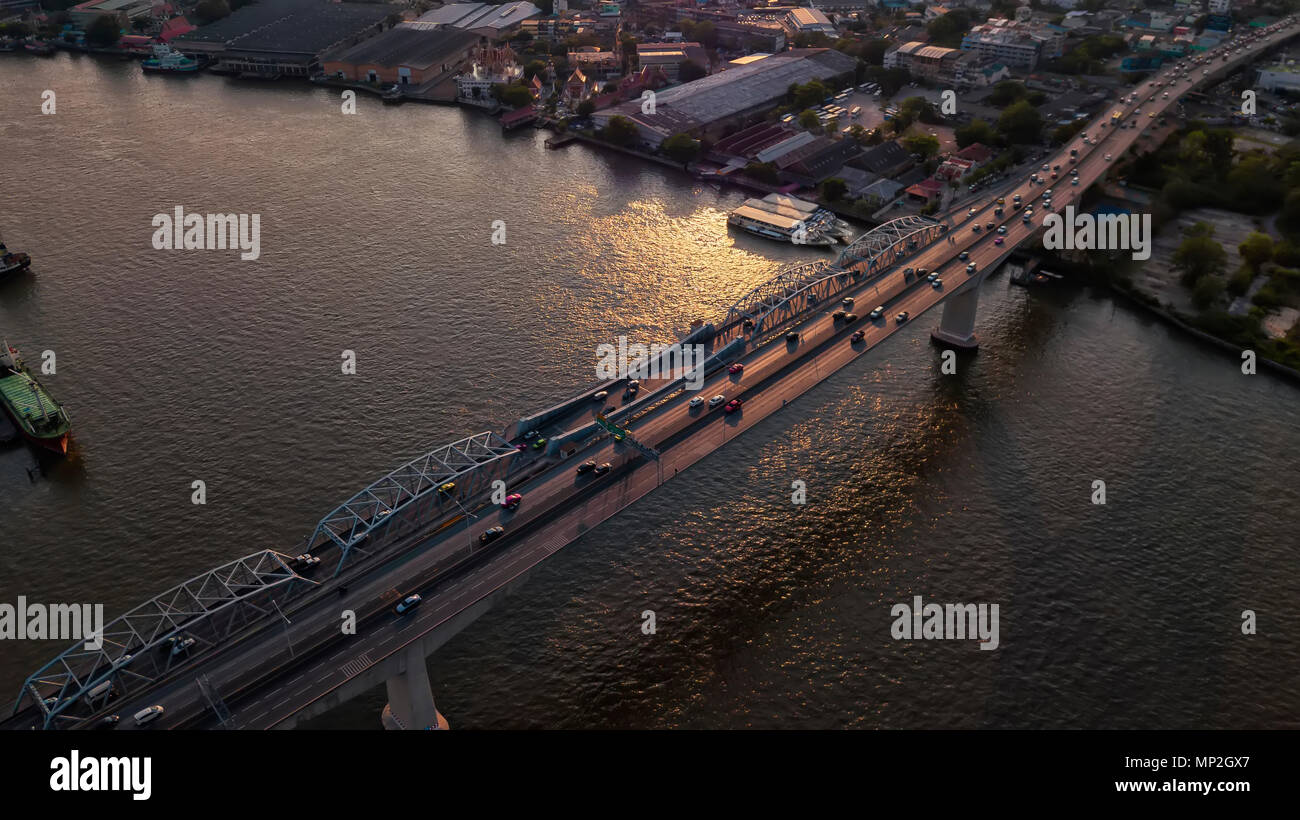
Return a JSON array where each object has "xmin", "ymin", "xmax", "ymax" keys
[{"xmin": 1, "ymin": 56, "xmax": 1297, "ymax": 729}]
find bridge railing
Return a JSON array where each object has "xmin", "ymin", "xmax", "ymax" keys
[{"xmin": 11, "ymin": 550, "xmax": 307, "ymax": 730}]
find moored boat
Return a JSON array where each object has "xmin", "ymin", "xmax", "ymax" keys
[
  {"xmin": 0, "ymin": 237, "xmax": 31, "ymax": 277},
  {"xmin": 23, "ymin": 40, "xmax": 54, "ymax": 56},
  {"xmin": 141, "ymin": 43, "xmax": 198, "ymax": 73},
  {"xmin": 0, "ymin": 342, "xmax": 71, "ymax": 455}
]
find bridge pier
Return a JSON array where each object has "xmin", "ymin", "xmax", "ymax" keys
[
  {"xmin": 930, "ymin": 282, "xmax": 982, "ymax": 350},
  {"xmin": 382, "ymin": 644, "xmax": 449, "ymax": 730}
]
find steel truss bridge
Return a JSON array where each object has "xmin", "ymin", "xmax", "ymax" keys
[
  {"xmin": 306, "ymin": 431, "xmax": 521, "ymax": 575},
  {"xmin": 723, "ymin": 215, "xmax": 944, "ymax": 335},
  {"xmin": 15, "ymin": 551, "xmax": 308, "ymax": 730}
]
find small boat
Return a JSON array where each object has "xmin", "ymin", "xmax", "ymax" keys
[
  {"xmin": 24, "ymin": 40, "xmax": 54, "ymax": 56},
  {"xmin": 141, "ymin": 44, "xmax": 198, "ymax": 73},
  {"xmin": 0, "ymin": 237, "xmax": 31, "ymax": 277},
  {"xmin": 0, "ymin": 342, "xmax": 71, "ymax": 455}
]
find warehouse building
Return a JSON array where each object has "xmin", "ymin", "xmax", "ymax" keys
[{"xmin": 592, "ymin": 49, "xmax": 856, "ymax": 148}]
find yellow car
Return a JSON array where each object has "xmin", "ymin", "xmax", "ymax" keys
[{"xmin": 438, "ymin": 482, "xmax": 455, "ymax": 494}]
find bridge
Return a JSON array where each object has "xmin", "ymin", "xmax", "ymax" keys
[{"xmin": 6, "ymin": 19, "xmax": 1297, "ymax": 731}]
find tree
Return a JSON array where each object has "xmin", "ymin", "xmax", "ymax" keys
[
  {"xmin": 1173, "ymin": 232, "xmax": 1227, "ymax": 287},
  {"xmin": 821, "ymin": 178, "xmax": 848, "ymax": 202},
  {"xmin": 603, "ymin": 115, "xmax": 639, "ymax": 147},
  {"xmin": 494, "ymin": 83, "xmax": 532, "ymax": 108},
  {"xmin": 679, "ymin": 60, "xmax": 707, "ymax": 82},
  {"xmin": 662, "ymin": 132, "xmax": 701, "ymax": 164},
  {"xmin": 85, "ymin": 14, "xmax": 120, "ymax": 47},
  {"xmin": 955, "ymin": 119, "xmax": 997, "ymax": 148},
  {"xmin": 576, "ymin": 99, "xmax": 595, "ymax": 117},
  {"xmin": 523, "ymin": 60, "xmax": 547, "ymax": 82},
  {"xmin": 903, "ymin": 133, "xmax": 940, "ymax": 158},
  {"xmin": 693, "ymin": 21, "xmax": 717, "ymax": 49},
  {"xmin": 1191, "ymin": 275, "xmax": 1225, "ymax": 310},
  {"xmin": 744, "ymin": 162, "xmax": 780, "ymax": 184},
  {"xmin": 987, "ymin": 81, "xmax": 1028, "ymax": 108},
  {"xmin": 997, "ymin": 100, "xmax": 1044, "ymax": 145},
  {"xmin": 1239, "ymin": 231, "xmax": 1275, "ymax": 268},
  {"xmin": 798, "ymin": 110, "xmax": 821, "ymax": 132},
  {"xmin": 792, "ymin": 80, "xmax": 828, "ymax": 110}
]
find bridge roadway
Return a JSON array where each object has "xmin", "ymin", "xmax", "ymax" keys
[{"xmin": 11, "ymin": 20, "xmax": 1297, "ymax": 731}]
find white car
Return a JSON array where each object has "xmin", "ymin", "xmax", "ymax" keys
[
  {"xmin": 707, "ymin": 395, "xmax": 726, "ymax": 408},
  {"xmin": 1104, "ymin": 154, "xmax": 1112, "ymax": 161},
  {"xmin": 688, "ymin": 396, "xmax": 704, "ymax": 409}
]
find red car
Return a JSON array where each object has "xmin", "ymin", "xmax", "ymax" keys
[
  {"xmin": 501, "ymin": 493, "xmax": 523, "ymax": 510},
  {"xmin": 728, "ymin": 363, "xmax": 744, "ymax": 375},
  {"xmin": 724, "ymin": 398, "xmax": 744, "ymax": 414}
]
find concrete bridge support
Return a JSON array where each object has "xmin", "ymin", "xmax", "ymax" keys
[
  {"xmin": 382, "ymin": 644, "xmax": 449, "ymax": 730},
  {"xmin": 930, "ymin": 282, "xmax": 981, "ymax": 350}
]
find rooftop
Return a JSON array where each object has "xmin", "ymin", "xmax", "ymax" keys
[{"xmin": 323, "ymin": 25, "xmax": 478, "ymax": 69}]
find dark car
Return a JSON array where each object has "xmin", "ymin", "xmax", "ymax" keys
[
  {"xmin": 593, "ymin": 462, "xmax": 612, "ymax": 475},
  {"xmin": 843, "ymin": 313, "xmax": 858, "ymax": 323},
  {"xmin": 832, "ymin": 310, "xmax": 846, "ymax": 321},
  {"xmin": 479, "ymin": 526, "xmax": 505, "ymax": 545},
  {"xmin": 786, "ymin": 331, "xmax": 799, "ymax": 342},
  {"xmin": 850, "ymin": 330, "xmax": 865, "ymax": 342},
  {"xmin": 576, "ymin": 460, "xmax": 597, "ymax": 474},
  {"xmin": 94, "ymin": 715, "xmax": 121, "ymax": 730}
]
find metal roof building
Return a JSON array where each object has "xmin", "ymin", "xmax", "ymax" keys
[{"xmin": 593, "ymin": 49, "xmax": 857, "ymax": 146}]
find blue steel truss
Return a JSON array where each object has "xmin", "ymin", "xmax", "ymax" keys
[
  {"xmin": 12, "ymin": 550, "xmax": 306, "ymax": 730},
  {"xmin": 722, "ymin": 215, "xmax": 943, "ymax": 336},
  {"xmin": 833, "ymin": 214, "xmax": 944, "ymax": 275},
  {"xmin": 306, "ymin": 431, "xmax": 519, "ymax": 575}
]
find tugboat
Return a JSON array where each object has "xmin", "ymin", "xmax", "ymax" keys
[
  {"xmin": 0, "ymin": 342, "xmax": 71, "ymax": 455},
  {"xmin": 141, "ymin": 43, "xmax": 198, "ymax": 73},
  {"xmin": 0, "ymin": 236, "xmax": 31, "ymax": 278}
]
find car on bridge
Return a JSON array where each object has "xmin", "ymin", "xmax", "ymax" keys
[
  {"xmin": 728, "ymin": 363, "xmax": 744, "ymax": 375},
  {"xmin": 841, "ymin": 297, "xmax": 854, "ymax": 306},
  {"xmin": 689, "ymin": 396, "xmax": 704, "ymax": 409},
  {"xmin": 994, "ymin": 236, "xmax": 1004, "ymax": 245},
  {"xmin": 395, "ymin": 594, "xmax": 422, "ymax": 615},
  {"xmin": 958, "ymin": 251, "xmax": 969, "ymax": 261},
  {"xmin": 786, "ymin": 331, "xmax": 800, "ymax": 343},
  {"xmin": 967, "ymin": 262, "xmax": 978, "ymax": 274},
  {"xmin": 594, "ymin": 463, "xmax": 611, "ymax": 475},
  {"xmin": 133, "ymin": 705, "xmax": 165, "ymax": 727},
  {"xmin": 94, "ymin": 715, "xmax": 120, "ymax": 730},
  {"xmin": 502, "ymin": 493, "xmax": 523, "ymax": 510},
  {"xmin": 843, "ymin": 313, "xmax": 858, "ymax": 323},
  {"xmin": 997, "ymin": 226, "xmax": 1007, "ymax": 235},
  {"xmin": 168, "ymin": 637, "xmax": 196, "ymax": 656},
  {"xmin": 832, "ymin": 310, "xmax": 846, "ymax": 321},
  {"xmin": 895, "ymin": 311, "xmax": 909, "ymax": 323},
  {"xmin": 931, "ymin": 278, "xmax": 943, "ymax": 289},
  {"xmin": 869, "ymin": 306, "xmax": 884, "ymax": 320},
  {"xmin": 479, "ymin": 526, "xmax": 505, "ymax": 545},
  {"xmin": 532, "ymin": 438, "xmax": 548, "ymax": 450},
  {"xmin": 927, "ymin": 271, "xmax": 940, "ymax": 282},
  {"xmin": 593, "ymin": 390, "xmax": 608, "ymax": 401},
  {"xmin": 625, "ymin": 380, "xmax": 640, "ymax": 397},
  {"xmin": 708, "ymin": 394, "xmax": 727, "ymax": 408},
  {"xmin": 724, "ymin": 398, "xmax": 744, "ymax": 414},
  {"xmin": 851, "ymin": 330, "xmax": 865, "ymax": 342},
  {"xmin": 577, "ymin": 460, "xmax": 597, "ymax": 474},
  {"xmin": 972, "ymin": 224, "xmax": 982, "ymax": 233},
  {"xmin": 439, "ymin": 482, "xmax": 456, "ymax": 495}
]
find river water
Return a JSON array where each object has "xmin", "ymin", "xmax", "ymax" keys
[{"xmin": 1, "ymin": 54, "xmax": 1296, "ymax": 729}]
